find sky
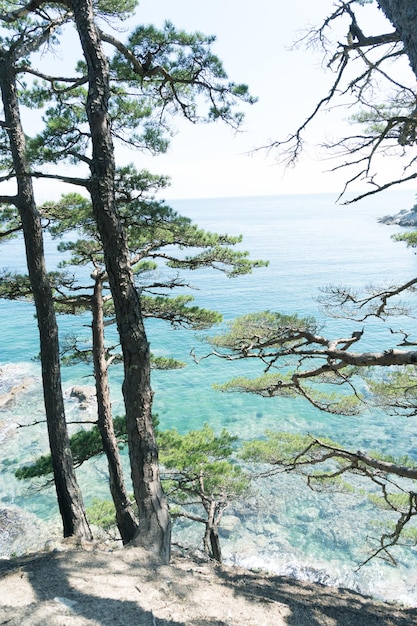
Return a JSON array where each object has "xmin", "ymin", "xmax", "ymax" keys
[
  {"xmin": 117, "ymin": 0, "xmax": 337, "ymax": 200},
  {"xmin": 109, "ymin": 0, "xmax": 414, "ymax": 200},
  {"xmin": 29, "ymin": 1, "xmax": 417, "ymax": 200}
]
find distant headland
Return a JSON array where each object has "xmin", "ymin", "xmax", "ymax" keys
[{"xmin": 379, "ymin": 205, "xmax": 417, "ymax": 227}]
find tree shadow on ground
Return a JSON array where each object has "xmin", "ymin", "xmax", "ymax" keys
[
  {"xmin": 2, "ymin": 546, "xmax": 417, "ymax": 626},
  {"xmin": 217, "ymin": 566, "xmax": 417, "ymax": 626},
  {"xmin": 0, "ymin": 547, "xmax": 187, "ymax": 626}
]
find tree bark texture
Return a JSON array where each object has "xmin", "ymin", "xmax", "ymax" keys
[
  {"xmin": 69, "ymin": 0, "xmax": 171, "ymax": 562},
  {"xmin": 0, "ymin": 53, "xmax": 92, "ymax": 540},
  {"xmin": 91, "ymin": 276, "xmax": 139, "ymax": 543},
  {"xmin": 209, "ymin": 527, "xmax": 222, "ymax": 563},
  {"xmin": 202, "ymin": 498, "xmax": 222, "ymax": 562},
  {"xmin": 377, "ymin": 0, "xmax": 417, "ymax": 80}
]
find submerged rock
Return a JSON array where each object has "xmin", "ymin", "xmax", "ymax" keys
[
  {"xmin": 0, "ymin": 378, "xmax": 36, "ymax": 409},
  {"xmin": 69, "ymin": 385, "xmax": 96, "ymax": 410},
  {"xmin": 220, "ymin": 515, "xmax": 240, "ymax": 537},
  {"xmin": 0, "ymin": 506, "xmax": 60, "ymax": 558}
]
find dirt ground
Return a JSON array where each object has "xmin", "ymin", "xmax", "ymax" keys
[{"xmin": 0, "ymin": 539, "xmax": 416, "ymax": 626}]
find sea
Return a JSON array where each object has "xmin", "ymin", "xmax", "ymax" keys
[{"xmin": 1, "ymin": 189, "xmax": 417, "ymax": 606}]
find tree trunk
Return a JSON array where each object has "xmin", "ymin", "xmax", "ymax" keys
[
  {"xmin": 209, "ymin": 528, "xmax": 222, "ymax": 563},
  {"xmin": 91, "ymin": 275, "xmax": 139, "ymax": 543},
  {"xmin": 377, "ymin": 1, "xmax": 417, "ymax": 80},
  {"xmin": 69, "ymin": 0, "xmax": 171, "ymax": 562},
  {"xmin": 0, "ymin": 52, "xmax": 91, "ymax": 540},
  {"xmin": 203, "ymin": 501, "xmax": 222, "ymax": 563}
]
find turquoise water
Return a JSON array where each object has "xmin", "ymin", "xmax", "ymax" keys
[{"xmin": 1, "ymin": 190, "xmax": 417, "ymax": 604}]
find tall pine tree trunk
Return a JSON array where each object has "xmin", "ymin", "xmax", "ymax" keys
[
  {"xmin": 91, "ymin": 274, "xmax": 139, "ymax": 543},
  {"xmin": 0, "ymin": 53, "xmax": 91, "ymax": 540},
  {"xmin": 70, "ymin": 0, "xmax": 171, "ymax": 562},
  {"xmin": 377, "ymin": 1, "xmax": 417, "ymax": 79}
]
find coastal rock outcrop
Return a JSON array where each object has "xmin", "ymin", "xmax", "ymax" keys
[
  {"xmin": 0, "ymin": 378, "xmax": 35, "ymax": 409},
  {"xmin": 0, "ymin": 506, "xmax": 60, "ymax": 558},
  {"xmin": 379, "ymin": 207, "xmax": 417, "ymax": 226},
  {"xmin": 69, "ymin": 385, "xmax": 96, "ymax": 410}
]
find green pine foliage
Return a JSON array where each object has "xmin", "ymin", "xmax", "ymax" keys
[
  {"xmin": 150, "ymin": 355, "xmax": 186, "ymax": 370},
  {"xmin": 363, "ymin": 366, "xmax": 417, "ymax": 417},
  {"xmin": 158, "ymin": 424, "xmax": 250, "ymax": 510},
  {"xmin": 216, "ymin": 374, "xmax": 362, "ymax": 415},
  {"xmin": 1, "ymin": 165, "xmax": 266, "ymax": 374},
  {"xmin": 86, "ymin": 497, "xmax": 119, "ymax": 531},
  {"xmin": 240, "ymin": 431, "xmax": 340, "ymax": 465},
  {"xmin": 394, "ymin": 230, "xmax": 417, "ymax": 248},
  {"xmin": 15, "ymin": 416, "xmax": 129, "ymax": 480},
  {"xmin": 110, "ymin": 21, "xmax": 256, "ymax": 129},
  {"xmin": 209, "ymin": 311, "xmax": 318, "ymax": 350},
  {"xmin": 14, "ymin": 453, "xmax": 54, "ymax": 480},
  {"xmin": 142, "ymin": 295, "xmax": 222, "ymax": 329}
]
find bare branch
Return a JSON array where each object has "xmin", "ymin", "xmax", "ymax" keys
[
  {"xmin": 309, "ymin": 439, "xmax": 417, "ymax": 480},
  {"xmin": 17, "ymin": 65, "xmax": 88, "ymax": 91},
  {"xmin": 0, "ymin": 0, "xmax": 44, "ymax": 23},
  {"xmin": 319, "ymin": 277, "xmax": 417, "ymax": 322},
  {"xmin": 0, "ymin": 195, "xmax": 17, "ymax": 205},
  {"xmin": 29, "ymin": 170, "xmax": 89, "ymax": 188},
  {"xmin": 343, "ymin": 171, "xmax": 417, "ymax": 203},
  {"xmin": 358, "ymin": 497, "xmax": 417, "ymax": 569},
  {"xmin": 262, "ymin": 0, "xmax": 417, "ymax": 199},
  {"xmin": 256, "ymin": 52, "xmax": 349, "ymax": 164}
]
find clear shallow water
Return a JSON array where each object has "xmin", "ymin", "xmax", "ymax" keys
[{"xmin": 1, "ymin": 190, "xmax": 417, "ymax": 605}]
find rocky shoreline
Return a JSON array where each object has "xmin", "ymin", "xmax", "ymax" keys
[
  {"xmin": 379, "ymin": 206, "xmax": 417, "ymax": 226},
  {"xmin": 1, "ymin": 541, "xmax": 416, "ymax": 626}
]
